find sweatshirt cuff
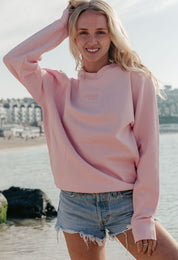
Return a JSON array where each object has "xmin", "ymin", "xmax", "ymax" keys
[{"xmin": 131, "ymin": 218, "xmax": 157, "ymax": 243}]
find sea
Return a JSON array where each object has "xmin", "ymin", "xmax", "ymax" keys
[{"xmin": 0, "ymin": 133, "xmax": 178, "ymax": 260}]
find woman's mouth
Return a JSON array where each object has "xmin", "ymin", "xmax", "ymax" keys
[{"xmin": 86, "ymin": 48, "xmax": 100, "ymax": 54}]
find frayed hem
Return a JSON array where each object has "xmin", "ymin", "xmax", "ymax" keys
[
  {"xmin": 109, "ymin": 224, "xmax": 132, "ymax": 250},
  {"xmin": 80, "ymin": 233, "xmax": 105, "ymax": 247},
  {"xmin": 55, "ymin": 227, "xmax": 105, "ymax": 247}
]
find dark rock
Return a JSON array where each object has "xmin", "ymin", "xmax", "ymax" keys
[{"xmin": 2, "ymin": 187, "xmax": 57, "ymax": 218}]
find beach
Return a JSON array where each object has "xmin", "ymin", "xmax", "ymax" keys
[{"xmin": 0, "ymin": 135, "xmax": 47, "ymax": 151}]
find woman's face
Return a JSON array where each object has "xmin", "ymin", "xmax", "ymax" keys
[{"xmin": 75, "ymin": 10, "xmax": 111, "ymax": 73}]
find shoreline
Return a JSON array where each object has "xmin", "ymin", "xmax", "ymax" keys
[
  {"xmin": 0, "ymin": 131, "xmax": 178, "ymax": 152},
  {"xmin": 0, "ymin": 135, "xmax": 47, "ymax": 151}
]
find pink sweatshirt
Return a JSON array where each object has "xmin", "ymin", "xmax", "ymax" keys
[{"xmin": 3, "ymin": 9, "xmax": 159, "ymax": 243}]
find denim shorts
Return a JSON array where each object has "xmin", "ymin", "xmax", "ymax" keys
[{"xmin": 55, "ymin": 190, "xmax": 133, "ymax": 245}]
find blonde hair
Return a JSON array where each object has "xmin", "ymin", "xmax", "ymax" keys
[{"xmin": 68, "ymin": 0, "xmax": 161, "ymax": 95}]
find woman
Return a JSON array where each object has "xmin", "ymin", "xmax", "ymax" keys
[{"xmin": 3, "ymin": 0, "xmax": 178, "ymax": 259}]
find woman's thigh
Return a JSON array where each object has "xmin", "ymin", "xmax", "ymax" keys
[
  {"xmin": 116, "ymin": 221, "xmax": 178, "ymax": 259},
  {"xmin": 63, "ymin": 232, "xmax": 107, "ymax": 260}
]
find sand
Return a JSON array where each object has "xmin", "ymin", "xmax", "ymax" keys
[{"xmin": 0, "ymin": 135, "xmax": 47, "ymax": 151}]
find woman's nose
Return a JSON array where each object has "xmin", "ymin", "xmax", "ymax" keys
[{"xmin": 88, "ymin": 35, "xmax": 97, "ymax": 44}]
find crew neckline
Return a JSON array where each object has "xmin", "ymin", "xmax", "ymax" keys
[{"xmin": 78, "ymin": 63, "xmax": 118, "ymax": 80}]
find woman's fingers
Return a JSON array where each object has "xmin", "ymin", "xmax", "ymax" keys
[
  {"xmin": 136, "ymin": 240, "xmax": 143, "ymax": 254},
  {"xmin": 136, "ymin": 239, "xmax": 157, "ymax": 256},
  {"xmin": 152, "ymin": 240, "xmax": 157, "ymax": 253},
  {"xmin": 67, "ymin": 3, "xmax": 72, "ymax": 9},
  {"xmin": 67, "ymin": 1, "xmax": 75, "ymax": 10},
  {"xmin": 142, "ymin": 239, "xmax": 149, "ymax": 254},
  {"xmin": 147, "ymin": 239, "xmax": 153, "ymax": 256}
]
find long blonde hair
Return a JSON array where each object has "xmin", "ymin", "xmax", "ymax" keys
[{"xmin": 68, "ymin": 0, "xmax": 161, "ymax": 95}]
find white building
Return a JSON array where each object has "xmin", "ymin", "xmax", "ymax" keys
[
  {"xmin": 2, "ymin": 124, "xmax": 40, "ymax": 138},
  {"xmin": 0, "ymin": 103, "xmax": 7, "ymax": 128},
  {"xmin": 2, "ymin": 100, "xmax": 42, "ymax": 124},
  {"xmin": 21, "ymin": 127, "xmax": 40, "ymax": 139}
]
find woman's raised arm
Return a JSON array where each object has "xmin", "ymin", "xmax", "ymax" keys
[{"xmin": 3, "ymin": 9, "xmax": 69, "ymax": 105}]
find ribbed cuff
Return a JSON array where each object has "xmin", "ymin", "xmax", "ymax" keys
[{"xmin": 132, "ymin": 219, "xmax": 156, "ymax": 243}]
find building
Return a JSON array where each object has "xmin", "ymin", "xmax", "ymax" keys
[
  {"xmin": 0, "ymin": 98, "xmax": 43, "ymax": 124},
  {"xmin": 2, "ymin": 124, "xmax": 40, "ymax": 138},
  {"xmin": 0, "ymin": 98, "xmax": 43, "ymax": 138},
  {"xmin": 0, "ymin": 102, "xmax": 7, "ymax": 128},
  {"xmin": 157, "ymin": 87, "xmax": 178, "ymax": 122}
]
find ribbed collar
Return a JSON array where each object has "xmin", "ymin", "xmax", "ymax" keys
[{"xmin": 78, "ymin": 63, "xmax": 119, "ymax": 80}]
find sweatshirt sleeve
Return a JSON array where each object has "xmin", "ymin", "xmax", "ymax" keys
[
  {"xmin": 3, "ymin": 9, "xmax": 69, "ymax": 106},
  {"xmin": 130, "ymin": 72, "xmax": 159, "ymax": 243}
]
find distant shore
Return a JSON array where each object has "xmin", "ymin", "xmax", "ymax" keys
[{"xmin": 0, "ymin": 135, "xmax": 47, "ymax": 151}]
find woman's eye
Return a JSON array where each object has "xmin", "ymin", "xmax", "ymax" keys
[
  {"xmin": 97, "ymin": 31, "xmax": 106, "ymax": 35},
  {"xmin": 79, "ymin": 31, "xmax": 88, "ymax": 35}
]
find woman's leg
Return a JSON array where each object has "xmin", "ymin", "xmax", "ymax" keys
[
  {"xmin": 63, "ymin": 232, "xmax": 107, "ymax": 260},
  {"xmin": 116, "ymin": 221, "xmax": 178, "ymax": 259}
]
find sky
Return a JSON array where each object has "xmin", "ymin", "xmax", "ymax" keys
[{"xmin": 0, "ymin": 0, "xmax": 178, "ymax": 99}]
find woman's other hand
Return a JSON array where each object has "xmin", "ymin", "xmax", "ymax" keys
[{"xmin": 136, "ymin": 239, "xmax": 157, "ymax": 256}]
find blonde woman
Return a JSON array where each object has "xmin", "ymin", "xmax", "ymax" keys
[{"xmin": 3, "ymin": 0, "xmax": 178, "ymax": 259}]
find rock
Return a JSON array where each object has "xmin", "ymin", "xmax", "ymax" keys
[
  {"xmin": 0, "ymin": 193, "xmax": 8, "ymax": 224},
  {"xmin": 2, "ymin": 187, "xmax": 57, "ymax": 218}
]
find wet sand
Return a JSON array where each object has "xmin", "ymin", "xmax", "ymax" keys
[{"xmin": 0, "ymin": 135, "xmax": 47, "ymax": 151}]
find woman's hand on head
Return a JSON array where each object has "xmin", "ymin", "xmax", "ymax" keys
[
  {"xmin": 136, "ymin": 239, "xmax": 157, "ymax": 256},
  {"xmin": 67, "ymin": 1, "xmax": 76, "ymax": 15},
  {"xmin": 67, "ymin": 3, "xmax": 72, "ymax": 9},
  {"xmin": 67, "ymin": 1, "xmax": 75, "ymax": 10}
]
